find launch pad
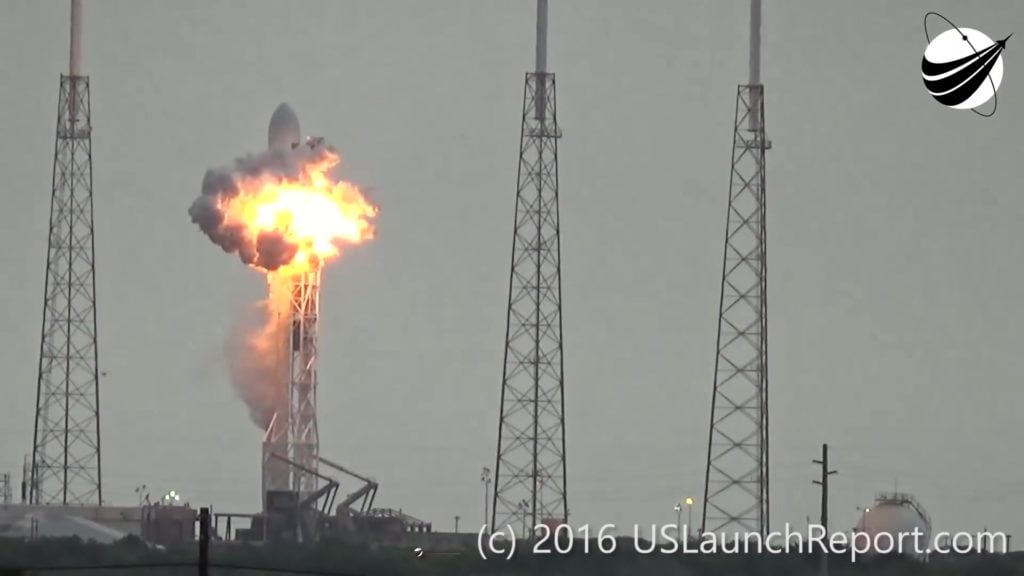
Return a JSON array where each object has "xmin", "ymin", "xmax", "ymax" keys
[
  {"xmin": 234, "ymin": 107, "xmax": 400, "ymax": 543},
  {"xmin": 253, "ymin": 265, "xmax": 416, "ymax": 544},
  {"xmin": 224, "ymin": 452, "xmax": 433, "ymax": 545}
]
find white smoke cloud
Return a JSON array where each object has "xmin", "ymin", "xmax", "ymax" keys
[{"xmin": 225, "ymin": 299, "xmax": 286, "ymax": 429}]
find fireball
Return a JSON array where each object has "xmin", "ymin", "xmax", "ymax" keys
[{"xmin": 216, "ymin": 148, "xmax": 377, "ymax": 276}]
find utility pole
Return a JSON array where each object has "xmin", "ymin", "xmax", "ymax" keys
[
  {"xmin": 198, "ymin": 507, "xmax": 210, "ymax": 576},
  {"xmin": 812, "ymin": 444, "xmax": 838, "ymax": 576},
  {"xmin": 21, "ymin": 456, "xmax": 28, "ymax": 504}
]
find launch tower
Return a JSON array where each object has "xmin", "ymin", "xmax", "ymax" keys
[
  {"xmin": 30, "ymin": 0, "xmax": 103, "ymax": 506},
  {"xmin": 491, "ymin": 0, "xmax": 568, "ymax": 533},
  {"xmin": 261, "ymin": 268, "xmax": 321, "ymax": 502},
  {"xmin": 286, "ymin": 268, "xmax": 321, "ymax": 494}
]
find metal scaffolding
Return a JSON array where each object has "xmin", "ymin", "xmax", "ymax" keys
[
  {"xmin": 262, "ymin": 268, "xmax": 321, "ymax": 505},
  {"xmin": 288, "ymin": 269, "xmax": 321, "ymax": 495}
]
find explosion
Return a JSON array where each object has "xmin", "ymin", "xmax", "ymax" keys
[
  {"xmin": 188, "ymin": 111, "xmax": 378, "ymax": 429},
  {"xmin": 189, "ymin": 143, "xmax": 377, "ymax": 276}
]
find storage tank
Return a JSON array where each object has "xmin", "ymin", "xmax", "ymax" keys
[{"xmin": 854, "ymin": 492, "xmax": 932, "ymax": 559}]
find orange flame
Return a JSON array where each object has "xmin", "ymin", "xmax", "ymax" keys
[{"xmin": 219, "ymin": 148, "xmax": 377, "ymax": 276}]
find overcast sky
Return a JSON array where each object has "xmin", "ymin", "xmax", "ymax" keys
[{"xmin": 1, "ymin": 0, "xmax": 1022, "ymax": 542}]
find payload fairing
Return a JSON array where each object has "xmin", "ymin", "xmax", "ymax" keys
[{"xmin": 268, "ymin": 103, "xmax": 301, "ymax": 151}]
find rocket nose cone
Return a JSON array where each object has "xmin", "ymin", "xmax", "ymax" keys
[{"xmin": 268, "ymin": 103, "xmax": 301, "ymax": 150}]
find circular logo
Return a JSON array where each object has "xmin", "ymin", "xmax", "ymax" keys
[{"xmin": 921, "ymin": 13, "xmax": 1010, "ymax": 117}]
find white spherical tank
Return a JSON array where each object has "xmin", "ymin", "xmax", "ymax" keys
[{"xmin": 855, "ymin": 492, "xmax": 932, "ymax": 559}]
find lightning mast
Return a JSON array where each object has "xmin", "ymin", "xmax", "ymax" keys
[
  {"xmin": 30, "ymin": 0, "xmax": 102, "ymax": 505},
  {"xmin": 491, "ymin": 0, "xmax": 568, "ymax": 533},
  {"xmin": 701, "ymin": 0, "xmax": 771, "ymax": 536}
]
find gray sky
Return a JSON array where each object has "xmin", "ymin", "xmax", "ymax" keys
[{"xmin": 1, "ymin": 0, "xmax": 1022, "ymax": 541}]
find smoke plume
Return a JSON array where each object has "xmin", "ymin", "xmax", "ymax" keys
[{"xmin": 225, "ymin": 278, "xmax": 290, "ymax": 429}]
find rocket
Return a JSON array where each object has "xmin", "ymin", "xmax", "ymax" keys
[{"xmin": 268, "ymin": 103, "xmax": 301, "ymax": 151}]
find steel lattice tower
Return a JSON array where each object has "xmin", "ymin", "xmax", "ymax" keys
[
  {"xmin": 491, "ymin": 0, "xmax": 567, "ymax": 533},
  {"xmin": 262, "ymin": 267, "xmax": 321, "ymax": 504},
  {"xmin": 287, "ymin": 269, "xmax": 320, "ymax": 494},
  {"xmin": 701, "ymin": 0, "xmax": 771, "ymax": 536},
  {"xmin": 30, "ymin": 0, "xmax": 102, "ymax": 506}
]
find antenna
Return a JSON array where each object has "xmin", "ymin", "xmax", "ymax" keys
[
  {"xmin": 70, "ymin": 0, "xmax": 82, "ymax": 76},
  {"xmin": 748, "ymin": 0, "xmax": 762, "ymax": 131},
  {"xmin": 749, "ymin": 0, "xmax": 761, "ymax": 86},
  {"xmin": 535, "ymin": 0, "xmax": 547, "ymax": 74},
  {"xmin": 534, "ymin": 0, "xmax": 549, "ymax": 122}
]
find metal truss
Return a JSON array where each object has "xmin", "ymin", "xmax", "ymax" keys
[
  {"xmin": 288, "ymin": 269, "xmax": 320, "ymax": 495},
  {"xmin": 702, "ymin": 84, "xmax": 770, "ymax": 536},
  {"xmin": 31, "ymin": 74, "xmax": 102, "ymax": 505},
  {"xmin": 492, "ymin": 72, "xmax": 568, "ymax": 534},
  {"xmin": 263, "ymin": 411, "xmax": 289, "ymax": 504}
]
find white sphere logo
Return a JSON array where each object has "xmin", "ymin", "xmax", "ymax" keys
[{"xmin": 921, "ymin": 13, "xmax": 1010, "ymax": 117}]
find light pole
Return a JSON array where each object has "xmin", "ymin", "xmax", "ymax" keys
[
  {"xmin": 539, "ymin": 477, "xmax": 545, "ymax": 519},
  {"xmin": 674, "ymin": 503, "xmax": 682, "ymax": 542},
  {"xmin": 481, "ymin": 467, "xmax": 491, "ymax": 532},
  {"xmin": 856, "ymin": 506, "xmax": 870, "ymax": 529},
  {"xmin": 685, "ymin": 496, "xmax": 694, "ymax": 537}
]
